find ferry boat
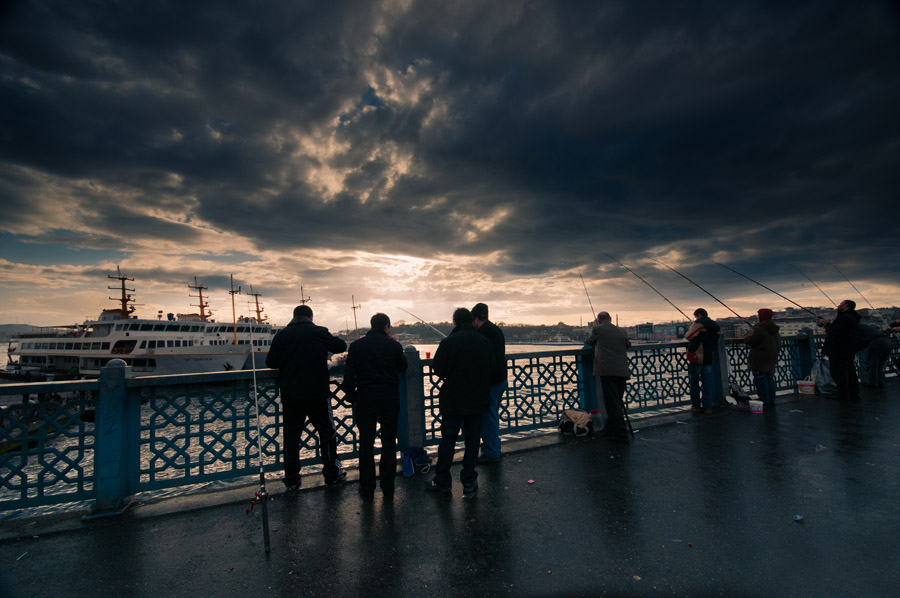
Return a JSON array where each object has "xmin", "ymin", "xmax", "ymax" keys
[{"xmin": 4, "ymin": 270, "xmax": 277, "ymax": 379}]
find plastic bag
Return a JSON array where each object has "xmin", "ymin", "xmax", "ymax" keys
[{"xmin": 811, "ymin": 358, "xmax": 836, "ymax": 396}]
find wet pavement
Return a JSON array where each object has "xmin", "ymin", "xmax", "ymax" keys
[{"xmin": 2, "ymin": 381, "xmax": 899, "ymax": 597}]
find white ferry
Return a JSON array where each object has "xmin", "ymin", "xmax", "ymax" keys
[{"xmin": 4, "ymin": 270, "xmax": 277, "ymax": 379}]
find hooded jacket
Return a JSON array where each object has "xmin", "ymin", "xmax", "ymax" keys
[
  {"xmin": 744, "ymin": 320, "xmax": 781, "ymax": 373},
  {"xmin": 432, "ymin": 326, "xmax": 496, "ymax": 416}
]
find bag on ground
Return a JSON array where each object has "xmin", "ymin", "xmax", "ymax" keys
[
  {"xmin": 401, "ymin": 447, "xmax": 432, "ymax": 477},
  {"xmin": 558, "ymin": 408, "xmax": 594, "ymax": 437},
  {"xmin": 811, "ymin": 358, "xmax": 837, "ymax": 396}
]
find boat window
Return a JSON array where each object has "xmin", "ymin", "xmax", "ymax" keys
[
  {"xmin": 139, "ymin": 341, "xmax": 146, "ymax": 348},
  {"xmin": 64, "ymin": 343, "xmax": 73, "ymax": 350},
  {"xmin": 190, "ymin": 325, "xmax": 200, "ymax": 332},
  {"xmin": 102, "ymin": 342, "xmax": 109, "ymax": 350},
  {"xmin": 115, "ymin": 324, "xmax": 123, "ymax": 331},
  {"xmin": 74, "ymin": 343, "xmax": 83, "ymax": 350},
  {"xmin": 178, "ymin": 325, "xmax": 190, "ymax": 331},
  {"xmin": 153, "ymin": 324, "xmax": 165, "ymax": 331},
  {"xmin": 139, "ymin": 324, "xmax": 152, "ymax": 331}
]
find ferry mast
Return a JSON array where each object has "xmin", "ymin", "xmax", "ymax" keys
[
  {"xmin": 247, "ymin": 285, "xmax": 268, "ymax": 324},
  {"xmin": 188, "ymin": 277, "xmax": 212, "ymax": 321},
  {"xmin": 108, "ymin": 266, "xmax": 137, "ymax": 319}
]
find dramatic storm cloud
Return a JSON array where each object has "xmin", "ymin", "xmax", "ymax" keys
[{"xmin": 1, "ymin": 1, "xmax": 898, "ymax": 328}]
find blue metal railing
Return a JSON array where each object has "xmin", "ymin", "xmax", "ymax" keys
[{"xmin": 2, "ymin": 331, "xmax": 895, "ymax": 513}]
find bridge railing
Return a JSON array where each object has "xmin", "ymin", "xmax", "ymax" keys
[{"xmin": 2, "ymin": 331, "xmax": 894, "ymax": 514}]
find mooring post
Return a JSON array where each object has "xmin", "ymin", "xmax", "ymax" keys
[{"xmin": 90, "ymin": 359, "xmax": 138, "ymax": 515}]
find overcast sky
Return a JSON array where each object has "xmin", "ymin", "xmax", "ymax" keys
[{"xmin": 1, "ymin": 1, "xmax": 898, "ymax": 331}]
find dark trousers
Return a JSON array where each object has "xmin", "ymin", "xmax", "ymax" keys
[
  {"xmin": 281, "ymin": 398, "xmax": 341, "ymax": 483},
  {"xmin": 866, "ymin": 338, "xmax": 892, "ymax": 387},
  {"xmin": 434, "ymin": 413, "xmax": 482, "ymax": 488},
  {"xmin": 599, "ymin": 376, "xmax": 628, "ymax": 437},
  {"xmin": 355, "ymin": 402, "xmax": 400, "ymax": 493},
  {"xmin": 829, "ymin": 357, "xmax": 860, "ymax": 401}
]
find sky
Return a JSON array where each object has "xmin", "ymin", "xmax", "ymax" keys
[{"xmin": 1, "ymin": 1, "xmax": 899, "ymax": 332}]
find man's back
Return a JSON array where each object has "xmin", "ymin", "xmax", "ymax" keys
[
  {"xmin": 266, "ymin": 318, "xmax": 347, "ymax": 401},
  {"xmin": 433, "ymin": 328, "xmax": 495, "ymax": 416},
  {"xmin": 344, "ymin": 330, "xmax": 408, "ymax": 405}
]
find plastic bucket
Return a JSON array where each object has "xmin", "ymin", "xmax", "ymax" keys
[
  {"xmin": 798, "ymin": 380, "xmax": 815, "ymax": 395},
  {"xmin": 749, "ymin": 399, "xmax": 764, "ymax": 413}
]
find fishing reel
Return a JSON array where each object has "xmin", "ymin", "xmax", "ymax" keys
[{"xmin": 246, "ymin": 489, "xmax": 270, "ymax": 514}]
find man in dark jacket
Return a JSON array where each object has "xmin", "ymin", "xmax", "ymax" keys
[
  {"xmin": 684, "ymin": 308, "xmax": 721, "ymax": 413},
  {"xmin": 426, "ymin": 308, "xmax": 496, "ymax": 497},
  {"xmin": 471, "ymin": 302, "xmax": 507, "ymax": 463},
  {"xmin": 743, "ymin": 308, "xmax": 781, "ymax": 407},
  {"xmin": 342, "ymin": 313, "xmax": 408, "ymax": 498},
  {"xmin": 266, "ymin": 305, "xmax": 347, "ymax": 490},
  {"xmin": 819, "ymin": 299, "xmax": 861, "ymax": 401}
]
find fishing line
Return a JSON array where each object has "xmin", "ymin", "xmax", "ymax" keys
[
  {"xmin": 603, "ymin": 253, "xmax": 691, "ymax": 321},
  {"xmin": 791, "ymin": 264, "xmax": 837, "ymax": 307},
  {"xmin": 245, "ymin": 315, "xmax": 271, "ymax": 554},
  {"xmin": 711, "ymin": 260, "xmax": 822, "ymax": 319},
  {"xmin": 396, "ymin": 307, "xmax": 447, "ymax": 338},
  {"xmin": 831, "ymin": 264, "xmax": 891, "ymax": 327},
  {"xmin": 650, "ymin": 257, "xmax": 751, "ymax": 327},
  {"xmin": 573, "ymin": 260, "xmax": 597, "ymax": 320}
]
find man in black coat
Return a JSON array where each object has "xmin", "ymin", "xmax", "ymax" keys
[
  {"xmin": 342, "ymin": 313, "xmax": 408, "ymax": 498},
  {"xmin": 266, "ymin": 305, "xmax": 347, "ymax": 489},
  {"xmin": 819, "ymin": 299, "xmax": 861, "ymax": 401},
  {"xmin": 472, "ymin": 302, "xmax": 507, "ymax": 463},
  {"xmin": 426, "ymin": 308, "xmax": 496, "ymax": 497}
]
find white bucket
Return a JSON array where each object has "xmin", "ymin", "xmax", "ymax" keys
[
  {"xmin": 749, "ymin": 399, "xmax": 764, "ymax": 414},
  {"xmin": 798, "ymin": 380, "xmax": 815, "ymax": 395}
]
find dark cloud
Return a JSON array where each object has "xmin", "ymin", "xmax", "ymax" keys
[{"xmin": 1, "ymin": 0, "xmax": 899, "ymax": 299}]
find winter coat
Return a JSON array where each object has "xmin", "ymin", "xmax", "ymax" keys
[
  {"xmin": 585, "ymin": 322, "xmax": 632, "ymax": 378},
  {"xmin": 743, "ymin": 321, "xmax": 781, "ymax": 373},
  {"xmin": 822, "ymin": 309, "xmax": 860, "ymax": 361},
  {"xmin": 432, "ymin": 327, "xmax": 496, "ymax": 416},
  {"xmin": 342, "ymin": 329, "xmax": 408, "ymax": 411},
  {"xmin": 265, "ymin": 317, "xmax": 347, "ymax": 402},
  {"xmin": 476, "ymin": 319, "xmax": 508, "ymax": 384}
]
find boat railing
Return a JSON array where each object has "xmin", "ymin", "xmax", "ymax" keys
[{"xmin": 1, "ymin": 330, "xmax": 896, "ymax": 515}]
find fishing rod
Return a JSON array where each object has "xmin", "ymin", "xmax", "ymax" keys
[
  {"xmin": 603, "ymin": 253, "xmax": 691, "ymax": 321},
  {"xmin": 395, "ymin": 306, "xmax": 447, "ymax": 338},
  {"xmin": 245, "ymin": 318, "xmax": 271, "ymax": 554},
  {"xmin": 791, "ymin": 264, "xmax": 836, "ymax": 307},
  {"xmin": 573, "ymin": 260, "xmax": 597, "ymax": 320},
  {"xmin": 651, "ymin": 257, "xmax": 751, "ymax": 327},
  {"xmin": 711, "ymin": 260, "xmax": 822, "ymax": 319},
  {"xmin": 831, "ymin": 264, "xmax": 891, "ymax": 327}
]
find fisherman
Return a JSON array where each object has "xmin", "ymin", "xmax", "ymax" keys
[
  {"xmin": 743, "ymin": 308, "xmax": 781, "ymax": 407},
  {"xmin": 818, "ymin": 299, "xmax": 861, "ymax": 401},
  {"xmin": 685, "ymin": 308, "xmax": 721, "ymax": 413},
  {"xmin": 342, "ymin": 313, "xmax": 408, "ymax": 498},
  {"xmin": 585, "ymin": 311, "xmax": 632, "ymax": 443},
  {"xmin": 471, "ymin": 302, "xmax": 507, "ymax": 463},
  {"xmin": 266, "ymin": 305, "xmax": 348, "ymax": 490},
  {"xmin": 426, "ymin": 308, "xmax": 496, "ymax": 497}
]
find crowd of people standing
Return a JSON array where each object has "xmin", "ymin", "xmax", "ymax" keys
[{"xmin": 264, "ymin": 298, "xmax": 895, "ymax": 498}]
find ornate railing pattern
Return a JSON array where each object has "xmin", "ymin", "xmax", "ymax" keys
[{"xmin": 2, "ymin": 332, "xmax": 896, "ymax": 513}]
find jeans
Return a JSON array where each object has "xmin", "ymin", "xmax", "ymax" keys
[
  {"xmin": 479, "ymin": 380, "xmax": 507, "ymax": 459},
  {"xmin": 689, "ymin": 363, "xmax": 715, "ymax": 410},
  {"xmin": 434, "ymin": 413, "xmax": 482, "ymax": 488},
  {"xmin": 752, "ymin": 370, "xmax": 776, "ymax": 405}
]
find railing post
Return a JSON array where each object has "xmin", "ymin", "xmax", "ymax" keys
[
  {"xmin": 796, "ymin": 328, "xmax": 817, "ymax": 380},
  {"xmin": 714, "ymin": 335, "xmax": 727, "ymax": 402},
  {"xmin": 91, "ymin": 359, "xmax": 138, "ymax": 515},
  {"xmin": 578, "ymin": 346, "xmax": 597, "ymax": 411},
  {"xmin": 398, "ymin": 346, "xmax": 425, "ymax": 452}
]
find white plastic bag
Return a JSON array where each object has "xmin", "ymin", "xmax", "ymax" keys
[{"xmin": 811, "ymin": 358, "xmax": 836, "ymax": 396}]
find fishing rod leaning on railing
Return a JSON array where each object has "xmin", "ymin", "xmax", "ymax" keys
[
  {"xmin": 604, "ymin": 253, "xmax": 692, "ymax": 322},
  {"xmin": 651, "ymin": 257, "xmax": 752, "ymax": 328},
  {"xmin": 712, "ymin": 260, "xmax": 824, "ymax": 320}
]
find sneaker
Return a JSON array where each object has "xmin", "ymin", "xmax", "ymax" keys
[
  {"xmin": 325, "ymin": 470, "xmax": 347, "ymax": 486},
  {"xmin": 463, "ymin": 482, "xmax": 478, "ymax": 498},
  {"xmin": 477, "ymin": 455, "xmax": 501, "ymax": 464},
  {"xmin": 282, "ymin": 478, "xmax": 302, "ymax": 492},
  {"xmin": 690, "ymin": 407, "xmax": 703, "ymax": 413},
  {"xmin": 425, "ymin": 479, "xmax": 451, "ymax": 493}
]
